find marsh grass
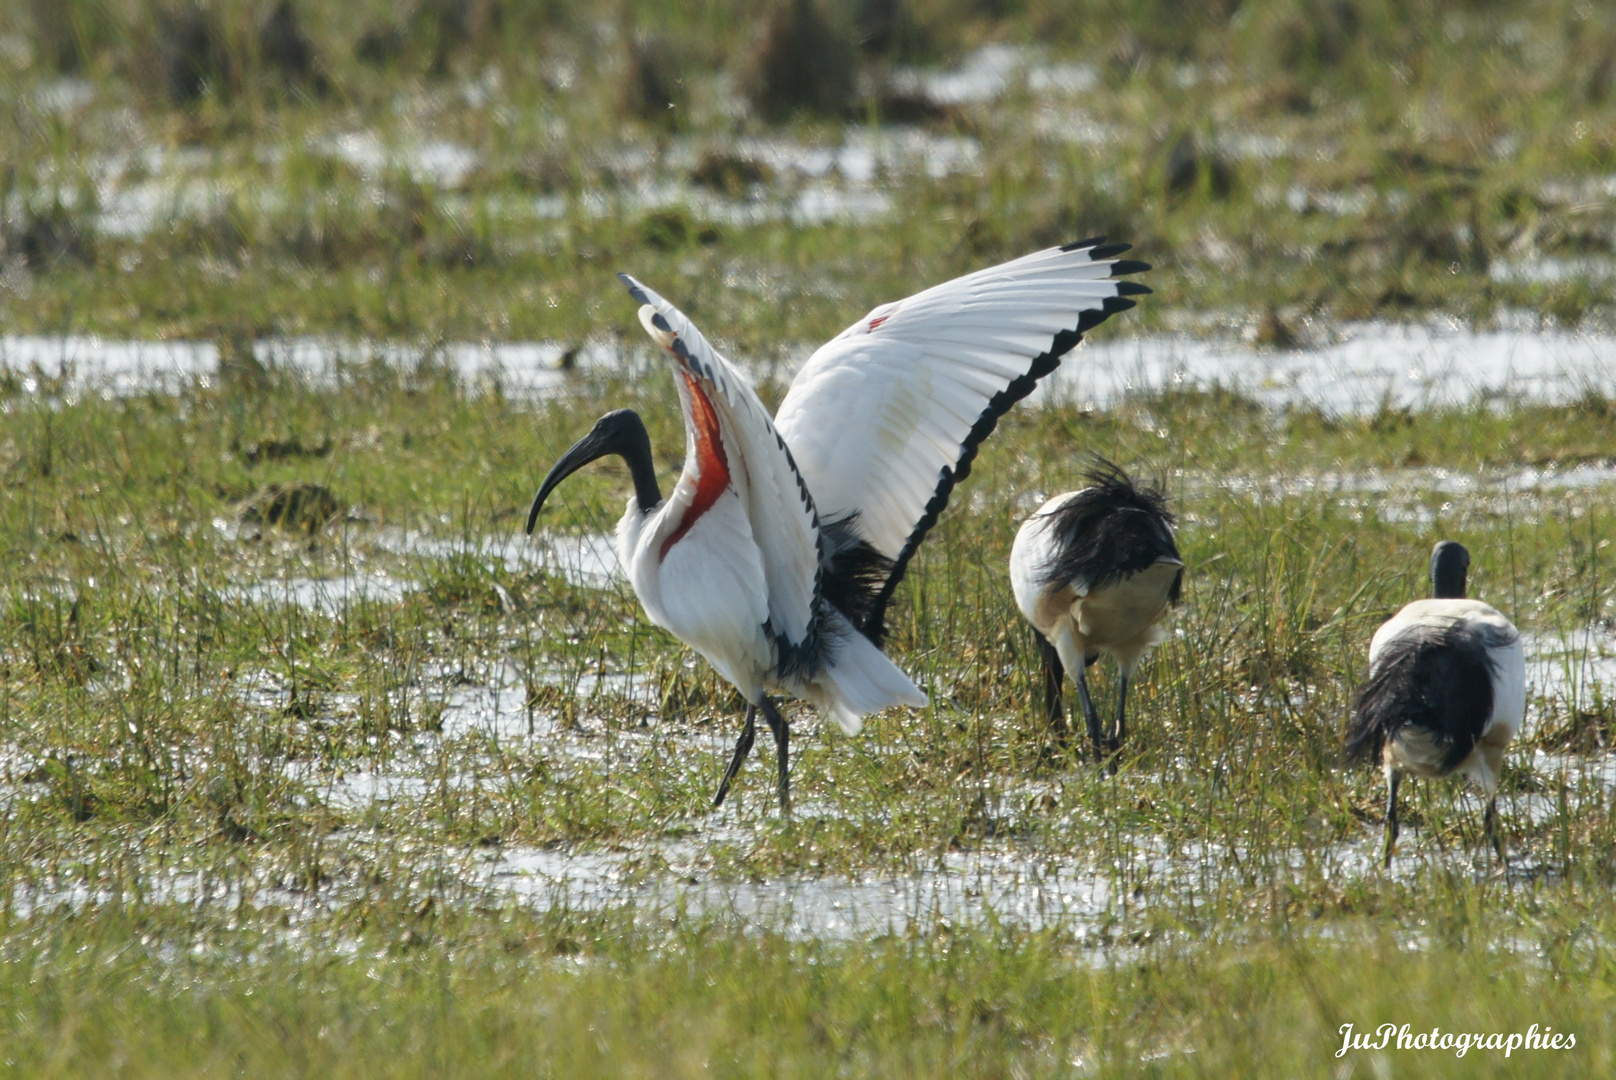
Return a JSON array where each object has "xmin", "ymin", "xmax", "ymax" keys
[{"xmin": 3, "ymin": 905, "xmax": 1614, "ymax": 1078}]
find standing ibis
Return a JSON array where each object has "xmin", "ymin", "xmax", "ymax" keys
[
  {"xmin": 1345, "ymin": 540, "xmax": 1525, "ymax": 867},
  {"xmin": 527, "ymin": 240, "xmax": 1151, "ymax": 810},
  {"xmin": 1009, "ymin": 459, "xmax": 1182, "ymax": 765}
]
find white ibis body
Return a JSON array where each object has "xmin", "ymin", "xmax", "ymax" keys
[
  {"xmin": 1346, "ymin": 540, "xmax": 1525, "ymax": 867},
  {"xmin": 529, "ymin": 240, "xmax": 1151, "ymax": 810},
  {"xmin": 1009, "ymin": 460, "xmax": 1181, "ymax": 764}
]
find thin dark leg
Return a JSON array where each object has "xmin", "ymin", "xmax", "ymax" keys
[
  {"xmin": 1110, "ymin": 671, "xmax": 1130, "ymax": 754},
  {"xmin": 1074, "ymin": 667, "xmax": 1105, "ymax": 765},
  {"xmin": 1484, "ymin": 795, "xmax": 1505, "ymax": 865},
  {"xmin": 1036, "ymin": 633, "xmax": 1068, "ymax": 741},
  {"xmin": 712, "ymin": 704, "xmax": 757, "ymax": 809},
  {"xmin": 757, "ymin": 695, "xmax": 791, "ymax": 814},
  {"xmin": 1383, "ymin": 771, "xmax": 1401, "ymax": 869}
]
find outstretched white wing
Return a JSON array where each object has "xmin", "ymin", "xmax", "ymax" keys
[
  {"xmin": 772, "ymin": 239, "xmax": 1149, "ymax": 639},
  {"xmin": 619, "ymin": 274, "xmax": 827, "ymax": 670}
]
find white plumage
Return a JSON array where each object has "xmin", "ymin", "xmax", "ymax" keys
[
  {"xmin": 778, "ymin": 244, "xmax": 1140, "ymax": 564},
  {"xmin": 528, "ymin": 240, "xmax": 1151, "ymax": 809},
  {"xmin": 1347, "ymin": 540, "xmax": 1525, "ymax": 866},
  {"xmin": 1366, "ymin": 599, "xmax": 1526, "ymax": 792}
]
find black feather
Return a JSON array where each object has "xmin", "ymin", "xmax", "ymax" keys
[
  {"xmin": 1038, "ymin": 457, "xmax": 1179, "ymax": 596},
  {"xmin": 1345, "ymin": 622, "xmax": 1513, "ymax": 775},
  {"xmin": 819, "ymin": 511, "xmax": 894, "ymax": 633},
  {"xmin": 1061, "ymin": 235, "xmax": 1107, "ymax": 252}
]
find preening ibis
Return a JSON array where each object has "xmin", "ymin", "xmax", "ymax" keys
[
  {"xmin": 1346, "ymin": 540, "xmax": 1525, "ymax": 868},
  {"xmin": 1009, "ymin": 459, "xmax": 1181, "ymax": 765},
  {"xmin": 527, "ymin": 240, "xmax": 1151, "ymax": 810}
]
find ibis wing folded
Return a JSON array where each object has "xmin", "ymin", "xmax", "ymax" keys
[
  {"xmin": 619, "ymin": 274, "xmax": 825, "ymax": 672},
  {"xmin": 772, "ymin": 240, "xmax": 1150, "ymax": 641}
]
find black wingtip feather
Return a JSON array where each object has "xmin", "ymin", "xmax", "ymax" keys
[
  {"xmin": 617, "ymin": 272, "xmax": 646, "ymax": 302},
  {"xmin": 1074, "ymin": 296, "xmax": 1134, "ymax": 334},
  {"xmin": 1115, "ymin": 281, "xmax": 1153, "ymax": 296},
  {"xmin": 1087, "ymin": 242, "xmax": 1132, "ymax": 260},
  {"xmin": 1062, "ymin": 235, "xmax": 1107, "ymax": 252},
  {"xmin": 1109, "ymin": 260, "xmax": 1152, "ymax": 276}
]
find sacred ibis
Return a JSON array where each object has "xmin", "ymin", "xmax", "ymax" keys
[
  {"xmin": 1345, "ymin": 540, "xmax": 1525, "ymax": 867},
  {"xmin": 527, "ymin": 240, "xmax": 1150, "ymax": 810},
  {"xmin": 1009, "ymin": 459, "xmax": 1181, "ymax": 764}
]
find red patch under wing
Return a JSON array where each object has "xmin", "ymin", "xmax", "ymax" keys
[{"xmin": 659, "ymin": 371, "xmax": 732, "ymax": 560}]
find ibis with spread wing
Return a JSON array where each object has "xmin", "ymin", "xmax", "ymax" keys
[{"xmin": 527, "ymin": 240, "xmax": 1151, "ymax": 810}]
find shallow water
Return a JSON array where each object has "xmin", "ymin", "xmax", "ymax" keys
[
  {"xmin": 8, "ymin": 320, "xmax": 1615, "ymax": 419},
  {"xmin": 1209, "ymin": 463, "xmax": 1616, "ymax": 503},
  {"xmin": 1490, "ymin": 256, "xmax": 1616, "ymax": 286},
  {"xmin": 1523, "ymin": 629, "xmax": 1616, "ymax": 733},
  {"xmin": 230, "ymin": 574, "xmax": 414, "ymax": 612},
  {"xmin": 0, "ymin": 812, "xmax": 1562, "ymax": 940},
  {"xmin": 321, "ymin": 132, "xmax": 479, "ymax": 188},
  {"xmin": 1183, "ymin": 462, "xmax": 1616, "ymax": 530},
  {"xmin": 899, "ymin": 42, "xmax": 1028, "ymax": 105},
  {"xmin": 483, "ymin": 839, "xmax": 1117, "ymax": 939},
  {"xmin": 1047, "ymin": 320, "xmax": 1616, "ymax": 416},
  {"xmin": 0, "ymin": 334, "xmax": 620, "ymax": 399}
]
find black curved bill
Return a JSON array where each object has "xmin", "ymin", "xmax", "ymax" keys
[
  {"xmin": 525, "ymin": 428, "xmax": 615, "ymax": 534},
  {"xmin": 525, "ymin": 410, "xmax": 660, "ymax": 535}
]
